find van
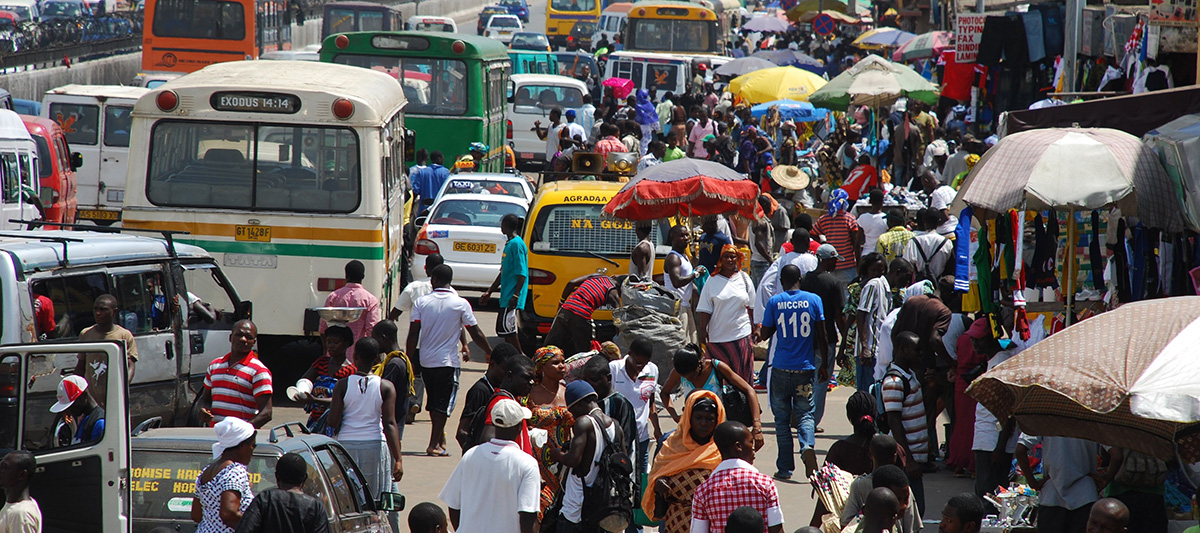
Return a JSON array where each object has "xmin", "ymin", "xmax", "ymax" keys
[
  {"xmin": 0, "ymin": 109, "xmax": 43, "ymax": 230},
  {"xmin": 41, "ymin": 84, "xmax": 150, "ymax": 224},
  {"xmin": 406, "ymin": 14, "xmax": 457, "ymax": 32},
  {"xmin": 593, "ymin": 2, "xmax": 631, "ymax": 46},
  {"xmin": 0, "ymin": 0, "xmax": 37, "ymax": 21},
  {"xmin": 518, "ymin": 181, "xmax": 669, "ymax": 348},
  {"xmin": 508, "ymin": 74, "xmax": 595, "ymax": 169},
  {"xmin": 509, "ymin": 50, "xmax": 559, "ymax": 74},
  {"xmin": 21, "ymin": 115, "xmax": 80, "ymax": 227},
  {"xmin": 603, "ymin": 50, "xmax": 690, "ymax": 101}
]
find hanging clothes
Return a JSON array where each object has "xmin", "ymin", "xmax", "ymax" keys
[
  {"xmin": 954, "ymin": 206, "xmax": 973, "ymax": 293},
  {"xmin": 1114, "ymin": 218, "xmax": 1132, "ymax": 303},
  {"xmin": 1029, "ymin": 212, "xmax": 1059, "ymax": 289},
  {"xmin": 1089, "ymin": 211, "xmax": 1104, "ymax": 290},
  {"xmin": 1130, "ymin": 223, "xmax": 1148, "ymax": 301},
  {"xmin": 974, "ymin": 220, "xmax": 996, "ymax": 315}
]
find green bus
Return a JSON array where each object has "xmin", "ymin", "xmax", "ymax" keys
[{"xmin": 320, "ymin": 32, "xmax": 511, "ymax": 171}]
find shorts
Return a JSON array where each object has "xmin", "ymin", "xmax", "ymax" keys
[
  {"xmin": 420, "ymin": 365, "xmax": 460, "ymax": 416},
  {"xmin": 496, "ymin": 307, "xmax": 518, "ymax": 337}
]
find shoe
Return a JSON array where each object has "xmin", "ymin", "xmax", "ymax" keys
[{"xmin": 773, "ymin": 470, "xmax": 793, "ymax": 480}]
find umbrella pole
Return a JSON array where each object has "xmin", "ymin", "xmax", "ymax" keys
[{"xmin": 1066, "ymin": 208, "xmax": 1075, "ymax": 326}]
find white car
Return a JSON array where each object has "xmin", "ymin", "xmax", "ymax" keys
[
  {"xmin": 433, "ymin": 173, "xmax": 535, "ymax": 205},
  {"xmin": 483, "ymin": 14, "xmax": 522, "ymax": 43},
  {"xmin": 408, "ymin": 15, "xmax": 457, "ymax": 32},
  {"xmin": 411, "ymin": 193, "xmax": 529, "ymax": 290},
  {"xmin": 508, "ymin": 74, "xmax": 594, "ymax": 169}
]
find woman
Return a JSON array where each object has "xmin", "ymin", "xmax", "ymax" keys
[
  {"xmin": 696, "ymin": 244, "xmax": 756, "ymax": 383},
  {"xmin": 669, "ymin": 104, "xmax": 688, "ymax": 148},
  {"xmin": 521, "ymin": 345, "xmax": 573, "ymax": 516},
  {"xmin": 947, "ymin": 319, "xmax": 987, "ymax": 476},
  {"xmin": 191, "ymin": 418, "xmax": 255, "ymax": 533},
  {"xmin": 296, "ymin": 325, "xmax": 357, "ymax": 432},
  {"xmin": 633, "ymin": 88, "xmax": 659, "ymax": 154},
  {"xmin": 327, "ymin": 338, "xmax": 404, "ymax": 500},
  {"xmin": 642, "ymin": 391, "xmax": 725, "ymax": 533},
  {"xmin": 824, "ymin": 391, "xmax": 878, "ymax": 476},
  {"xmin": 836, "ymin": 252, "xmax": 888, "ymax": 391},
  {"xmin": 658, "ymin": 345, "xmax": 763, "ymax": 449}
]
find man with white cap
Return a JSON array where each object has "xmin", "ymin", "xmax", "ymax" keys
[
  {"xmin": 439, "ymin": 398, "xmax": 539, "ymax": 533},
  {"xmin": 50, "ymin": 375, "xmax": 105, "ymax": 445}
]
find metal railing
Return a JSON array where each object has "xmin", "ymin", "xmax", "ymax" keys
[{"xmin": 0, "ymin": 13, "xmax": 143, "ymax": 71}]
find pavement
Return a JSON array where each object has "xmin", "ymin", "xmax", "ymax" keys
[{"xmin": 274, "ymin": 292, "xmax": 975, "ymax": 532}]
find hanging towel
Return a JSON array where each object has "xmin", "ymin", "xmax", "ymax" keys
[{"xmin": 955, "ymin": 206, "xmax": 973, "ymax": 292}]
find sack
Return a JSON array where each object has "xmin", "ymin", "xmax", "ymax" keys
[
  {"xmin": 716, "ymin": 363, "xmax": 754, "ymax": 426},
  {"xmin": 619, "ymin": 278, "xmax": 681, "ymax": 317},
  {"xmin": 582, "ymin": 414, "xmax": 636, "ymax": 532},
  {"xmin": 613, "ymin": 306, "xmax": 686, "ymax": 380},
  {"xmin": 1113, "ymin": 450, "xmax": 1167, "ymax": 489},
  {"xmin": 869, "ymin": 368, "xmax": 910, "ymax": 434}
]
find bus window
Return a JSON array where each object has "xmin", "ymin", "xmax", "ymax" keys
[
  {"xmin": 50, "ymin": 103, "xmax": 99, "ymax": 146},
  {"xmin": 329, "ymin": 7, "xmax": 356, "ymax": 33},
  {"xmin": 1, "ymin": 153, "xmax": 18, "ymax": 203},
  {"xmin": 514, "ymin": 85, "xmax": 585, "ymax": 108},
  {"xmin": 360, "ymin": 10, "xmax": 384, "ymax": 31},
  {"xmin": 331, "ymin": 55, "xmax": 467, "ymax": 116},
  {"xmin": 152, "ymin": 0, "xmax": 246, "ymax": 40},
  {"xmin": 551, "ymin": 0, "xmax": 595, "ymax": 10},
  {"xmin": 103, "ymin": 106, "xmax": 134, "ymax": 148}
]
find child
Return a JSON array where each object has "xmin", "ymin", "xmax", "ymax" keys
[{"xmin": 407, "ymin": 502, "xmax": 448, "ymax": 533}]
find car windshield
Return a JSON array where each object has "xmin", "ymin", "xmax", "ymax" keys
[
  {"xmin": 513, "ymin": 84, "xmax": 585, "ymax": 108},
  {"xmin": 42, "ymin": 2, "xmax": 82, "ymax": 16},
  {"xmin": 530, "ymin": 203, "xmax": 668, "ymax": 256},
  {"xmin": 414, "ymin": 21, "xmax": 453, "ymax": 31},
  {"xmin": 512, "ymin": 34, "xmax": 545, "ymax": 46},
  {"xmin": 443, "ymin": 178, "xmax": 527, "ymax": 199},
  {"xmin": 501, "ymin": 0, "xmax": 523, "ymax": 6},
  {"xmin": 491, "ymin": 16, "xmax": 519, "ymax": 27},
  {"xmin": 430, "ymin": 199, "xmax": 526, "ymax": 227}
]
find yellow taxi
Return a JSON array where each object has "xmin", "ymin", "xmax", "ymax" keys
[{"xmin": 518, "ymin": 180, "xmax": 670, "ymax": 347}]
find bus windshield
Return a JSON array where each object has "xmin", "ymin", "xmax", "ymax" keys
[
  {"xmin": 530, "ymin": 203, "xmax": 664, "ymax": 256},
  {"xmin": 328, "ymin": 7, "xmax": 357, "ymax": 33},
  {"xmin": 550, "ymin": 0, "xmax": 595, "ymax": 12},
  {"xmin": 152, "ymin": 0, "xmax": 245, "ymax": 40},
  {"xmin": 626, "ymin": 19, "xmax": 714, "ymax": 52},
  {"xmin": 146, "ymin": 121, "xmax": 361, "ymax": 213},
  {"xmin": 331, "ymin": 54, "xmax": 467, "ymax": 116}
]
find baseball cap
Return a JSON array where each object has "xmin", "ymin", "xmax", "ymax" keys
[
  {"xmin": 565, "ymin": 109, "xmax": 577, "ymax": 119},
  {"xmin": 490, "ymin": 398, "xmax": 533, "ymax": 428},
  {"xmin": 815, "ymin": 243, "xmax": 844, "ymax": 261},
  {"xmin": 565, "ymin": 381, "xmax": 597, "ymax": 409},
  {"xmin": 702, "ymin": 134, "xmax": 716, "ymax": 142},
  {"xmin": 50, "ymin": 375, "xmax": 88, "ymax": 413},
  {"xmin": 965, "ymin": 317, "xmax": 992, "ymax": 340}
]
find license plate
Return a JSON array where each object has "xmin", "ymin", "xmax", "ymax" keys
[
  {"xmin": 453, "ymin": 241, "xmax": 495, "ymax": 253},
  {"xmin": 235, "ymin": 225, "xmax": 272, "ymax": 242},
  {"xmin": 78, "ymin": 209, "xmax": 120, "ymax": 221},
  {"xmin": 520, "ymin": 152, "xmax": 534, "ymax": 159}
]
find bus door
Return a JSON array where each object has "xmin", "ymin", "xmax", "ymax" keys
[
  {"xmin": 98, "ymin": 102, "xmax": 134, "ymax": 211},
  {"xmin": 0, "ymin": 142, "xmax": 38, "ymax": 230},
  {"xmin": 1, "ymin": 342, "xmax": 130, "ymax": 533}
]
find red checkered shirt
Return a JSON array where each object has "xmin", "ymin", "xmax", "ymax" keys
[{"xmin": 690, "ymin": 459, "xmax": 783, "ymax": 533}]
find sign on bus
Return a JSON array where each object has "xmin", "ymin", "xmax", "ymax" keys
[{"xmin": 210, "ymin": 92, "xmax": 302, "ymax": 114}]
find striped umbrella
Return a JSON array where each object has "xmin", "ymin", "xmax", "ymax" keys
[
  {"xmin": 968, "ymin": 297, "xmax": 1200, "ymax": 461},
  {"xmin": 891, "ymin": 30, "xmax": 953, "ymax": 61},
  {"xmin": 602, "ymin": 158, "xmax": 765, "ymax": 221},
  {"xmin": 852, "ymin": 27, "xmax": 916, "ymax": 49}
]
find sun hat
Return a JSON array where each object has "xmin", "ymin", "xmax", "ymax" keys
[
  {"xmin": 770, "ymin": 165, "xmax": 811, "ymax": 190},
  {"xmin": 49, "ymin": 375, "xmax": 88, "ymax": 413},
  {"xmin": 491, "ymin": 398, "xmax": 534, "ymax": 428}
]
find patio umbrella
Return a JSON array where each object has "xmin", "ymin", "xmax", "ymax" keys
[
  {"xmin": 809, "ymin": 54, "xmax": 938, "ymax": 109},
  {"xmin": 853, "ymin": 27, "xmax": 916, "ymax": 49},
  {"xmin": 891, "ymin": 30, "xmax": 952, "ymax": 61},
  {"xmin": 750, "ymin": 100, "xmax": 830, "ymax": 122},
  {"xmin": 750, "ymin": 49, "xmax": 825, "ymax": 75},
  {"xmin": 785, "ymin": 0, "xmax": 849, "ymax": 19},
  {"xmin": 742, "ymin": 15, "xmax": 792, "ymax": 33},
  {"xmin": 728, "ymin": 66, "xmax": 827, "ymax": 104},
  {"xmin": 796, "ymin": 9, "xmax": 859, "ymax": 23},
  {"xmin": 715, "ymin": 57, "xmax": 778, "ymax": 78},
  {"xmin": 602, "ymin": 77, "xmax": 634, "ymax": 99},
  {"xmin": 603, "ymin": 158, "xmax": 765, "ymax": 222},
  {"xmin": 967, "ymin": 297, "xmax": 1200, "ymax": 461}
]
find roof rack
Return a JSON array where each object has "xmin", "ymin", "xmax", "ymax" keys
[
  {"xmin": 268, "ymin": 422, "xmax": 311, "ymax": 443},
  {"xmin": 0, "ymin": 232, "xmax": 84, "ymax": 266},
  {"xmin": 8, "ymin": 220, "xmax": 191, "ymax": 262}
]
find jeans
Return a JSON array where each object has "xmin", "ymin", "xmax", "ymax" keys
[
  {"xmin": 908, "ymin": 471, "xmax": 925, "ymax": 521},
  {"xmin": 750, "ymin": 259, "xmax": 770, "ymax": 287},
  {"xmin": 856, "ymin": 356, "xmax": 875, "ymax": 393},
  {"xmin": 769, "ymin": 368, "xmax": 816, "ymax": 476},
  {"xmin": 833, "ymin": 267, "xmax": 857, "ymax": 286},
  {"xmin": 812, "ymin": 345, "xmax": 836, "ymax": 426},
  {"xmin": 557, "ymin": 519, "xmax": 585, "ymax": 533},
  {"xmin": 636, "ymin": 438, "xmax": 650, "ymax": 475}
]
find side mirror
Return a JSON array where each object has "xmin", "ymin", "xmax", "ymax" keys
[
  {"xmin": 421, "ymin": 197, "xmax": 434, "ymax": 206},
  {"xmin": 377, "ymin": 492, "xmax": 406, "ymax": 512},
  {"xmin": 70, "ymin": 152, "xmax": 83, "ymax": 170},
  {"xmin": 404, "ymin": 129, "xmax": 416, "ymax": 162},
  {"xmin": 234, "ymin": 300, "xmax": 252, "ymax": 321}
]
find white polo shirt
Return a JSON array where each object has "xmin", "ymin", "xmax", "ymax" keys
[
  {"xmin": 439, "ymin": 439, "xmax": 541, "ymax": 533},
  {"xmin": 412, "ymin": 288, "xmax": 477, "ymax": 368}
]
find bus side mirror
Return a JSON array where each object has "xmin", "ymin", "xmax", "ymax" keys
[
  {"xmin": 235, "ymin": 300, "xmax": 252, "ymax": 321},
  {"xmin": 404, "ymin": 129, "xmax": 416, "ymax": 162},
  {"xmin": 70, "ymin": 153, "xmax": 83, "ymax": 170}
]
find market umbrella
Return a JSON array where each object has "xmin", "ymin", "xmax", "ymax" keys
[
  {"xmin": 602, "ymin": 77, "xmax": 634, "ymax": 99},
  {"xmin": 853, "ymin": 27, "xmax": 916, "ymax": 49},
  {"xmin": 603, "ymin": 158, "xmax": 766, "ymax": 222},
  {"xmin": 809, "ymin": 54, "xmax": 938, "ymax": 109},
  {"xmin": 751, "ymin": 49, "xmax": 824, "ymax": 68},
  {"xmin": 749, "ymin": 99, "xmax": 830, "ymax": 122},
  {"xmin": 742, "ymin": 15, "xmax": 792, "ymax": 33},
  {"xmin": 890, "ymin": 30, "xmax": 952, "ymax": 61},
  {"xmin": 727, "ymin": 66, "xmax": 827, "ymax": 104},
  {"xmin": 967, "ymin": 297, "xmax": 1200, "ymax": 461},
  {"xmin": 714, "ymin": 57, "xmax": 779, "ymax": 78},
  {"xmin": 785, "ymin": 0, "xmax": 849, "ymax": 19},
  {"xmin": 796, "ymin": 9, "xmax": 859, "ymax": 23}
]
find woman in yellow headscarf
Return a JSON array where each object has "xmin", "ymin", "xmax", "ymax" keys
[
  {"xmin": 521, "ymin": 345, "xmax": 572, "ymax": 517},
  {"xmin": 642, "ymin": 390, "xmax": 726, "ymax": 533}
]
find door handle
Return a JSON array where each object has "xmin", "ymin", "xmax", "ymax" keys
[{"xmin": 165, "ymin": 340, "xmax": 174, "ymax": 360}]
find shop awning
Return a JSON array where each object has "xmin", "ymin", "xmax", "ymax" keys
[{"xmin": 1001, "ymin": 86, "xmax": 1200, "ymax": 138}]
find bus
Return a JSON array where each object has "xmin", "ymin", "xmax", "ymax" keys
[
  {"xmin": 323, "ymin": 1, "xmax": 404, "ymax": 39},
  {"xmin": 142, "ymin": 0, "xmax": 294, "ymax": 73},
  {"xmin": 121, "ymin": 60, "xmax": 412, "ymax": 373},
  {"xmin": 320, "ymin": 32, "xmax": 511, "ymax": 172},
  {"xmin": 546, "ymin": 0, "xmax": 601, "ymax": 49},
  {"xmin": 624, "ymin": 0, "xmax": 733, "ymax": 55}
]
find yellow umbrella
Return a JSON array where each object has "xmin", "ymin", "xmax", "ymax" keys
[
  {"xmin": 785, "ymin": 0, "xmax": 849, "ymax": 20},
  {"xmin": 797, "ymin": 9, "xmax": 860, "ymax": 23},
  {"xmin": 728, "ymin": 66, "xmax": 828, "ymax": 105}
]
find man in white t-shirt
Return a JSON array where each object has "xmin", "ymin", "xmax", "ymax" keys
[
  {"xmin": 0, "ymin": 450, "xmax": 41, "ymax": 533},
  {"xmin": 902, "ymin": 209, "xmax": 954, "ymax": 281},
  {"xmin": 858, "ymin": 189, "xmax": 889, "ymax": 255},
  {"xmin": 535, "ymin": 107, "xmax": 565, "ymax": 161},
  {"xmin": 407, "ymin": 264, "xmax": 493, "ymax": 457},
  {"xmin": 440, "ymin": 398, "xmax": 540, "ymax": 533},
  {"xmin": 610, "ymin": 338, "xmax": 661, "ymax": 475},
  {"xmin": 920, "ymin": 170, "xmax": 959, "ymax": 236}
]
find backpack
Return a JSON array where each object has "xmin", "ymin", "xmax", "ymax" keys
[
  {"xmin": 869, "ymin": 367, "xmax": 910, "ymax": 435},
  {"xmin": 463, "ymin": 391, "xmax": 513, "ymax": 453},
  {"xmin": 913, "ymin": 235, "xmax": 947, "ymax": 282},
  {"xmin": 581, "ymin": 413, "xmax": 635, "ymax": 532}
]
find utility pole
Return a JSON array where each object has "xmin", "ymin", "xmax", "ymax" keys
[{"xmin": 1062, "ymin": 0, "xmax": 1082, "ymax": 91}]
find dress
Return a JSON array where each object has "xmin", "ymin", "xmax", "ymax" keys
[
  {"xmin": 659, "ymin": 469, "xmax": 712, "ymax": 533},
  {"xmin": 948, "ymin": 335, "xmax": 987, "ymax": 471},
  {"xmin": 195, "ymin": 462, "xmax": 253, "ymax": 533},
  {"xmin": 521, "ymin": 399, "xmax": 574, "ymax": 516},
  {"xmin": 837, "ymin": 281, "xmax": 863, "ymax": 388}
]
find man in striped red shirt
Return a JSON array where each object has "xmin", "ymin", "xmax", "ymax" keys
[
  {"xmin": 544, "ymin": 274, "xmax": 621, "ymax": 355},
  {"xmin": 199, "ymin": 320, "xmax": 274, "ymax": 428}
]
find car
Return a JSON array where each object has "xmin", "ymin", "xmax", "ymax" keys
[
  {"xmin": 39, "ymin": 0, "xmax": 86, "ymax": 21},
  {"xmin": 407, "ymin": 14, "xmax": 457, "ymax": 32},
  {"xmin": 411, "ymin": 192, "xmax": 529, "ymax": 290},
  {"xmin": 554, "ymin": 51, "xmax": 600, "ymax": 91},
  {"xmin": 567, "ymin": 20, "xmax": 594, "ymax": 51},
  {"xmin": 509, "ymin": 31, "xmax": 550, "ymax": 51},
  {"xmin": 483, "ymin": 13, "xmax": 521, "ymax": 43},
  {"xmin": 431, "ymin": 173, "xmax": 535, "ymax": 206},
  {"xmin": 500, "ymin": 0, "xmax": 528, "ymax": 22},
  {"xmin": 477, "ymin": 5, "xmax": 508, "ymax": 35},
  {"xmin": 507, "ymin": 74, "xmax": 595, "ymax": 170},
  {"xmin": 130, "ymin": 423, "xmax": 403, "ymax": 533}
]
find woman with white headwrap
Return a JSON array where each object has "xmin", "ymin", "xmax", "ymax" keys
[{"xmin": 191, "ymin": 417, "xmax": 256, "ymax": 532}]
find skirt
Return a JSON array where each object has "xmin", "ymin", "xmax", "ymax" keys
[
  {"xmin": 340, "ymin": 439, "xmax": 390, "ymax": 500},
  {"xmin": 706, "ymin": 336, "xmax": 753, "ymax": 383}
]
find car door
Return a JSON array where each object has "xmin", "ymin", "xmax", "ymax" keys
[
  {"xmin": 178, "ymin": 262, "xmax": 240, "ymax": 416},
  {"xmin": 314, "ymin": 445, "xmax": 387, "ymax": 532},
  {"xmin": 0, "ymin": 341, "xmax": 130, "ymax": 533},
  {"xmin": 107, "ymin": 265, "xmax": 180, "ymax": 426}
]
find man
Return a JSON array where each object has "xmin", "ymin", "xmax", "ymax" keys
[
  {"xmin": 857, "ymin": 488, "xmax": 902, "ymax": 533},
  {"xmin": 801, "ymin": 244, "xmax": 846, "ymax": 431},
  {"xmin": 234, "ymin": 452, "xmax": 332, "ymax": 533},
  {"xmin": 562, "ymin": 109, "xmax": 587, "ymax": 145},
  {"xmin": 638, "ymin": 140, "xmax": 666, "ymax": 172},
  {"xmin": 688, "ymin": 104, "xmax": 716, "ymax": 159},
  {"xmin": 534, "ymin": 107, "xmax": 565, "ymax": 162},
  {"xmin": 939, "ymin": 493, "xmax": 985, "ymax": 533},
  {"xmin": 610, "ymin": 339, "xmax": 661, "ymax": 476},
  {"xmin": 0, "ymin": 451, "xmax": 40, "ymax": 533},
  {"xmin": 883, "ymin": 331, "xmax": 929, "ymax": 519},
  {"xmin": 1096, "ymin": 446, "xmax": 1167, "ymax": 532},
  {"xmin": 892, "ymin": 286, "xmax": 953, "ymax": 457},
  {"xmin": 858, "ymin": 189, "xmax": 888, "ymax": 256},
  {"xmin": 439, "ymin": 399, "xmax": 540, "ymax": 533},
  {"xmin": 49, "ymin": 375, "xmax": 105, "ymax": 444},
  {"xmin": 456, "ymin": 342, "xmax": 521, "ymax": 451},
  {"xmin": 690, "ymin": 421, "xmax": 784, "ymax": 533},
  {"xmin": 595, "ymin": 123, "xmax": 627, "ymax": 161},
  {"xmin": 855, "ymin": 259, "xmax": 894, "ymax": 392},
  {"xmin": 759, "ymin": 265, "xmax": 825, "ymax": 481},
  {"xmin": 725, "ymin": 507, "xmax": 764, "ymax": 533},
  {"xmin": 663, "ymin": 131, "xmax": 686, "ymax": 162},
  {"xmin": 921, "ymin": 170, "xmax": 960, "ymax": 237},
  {"xmin": 548, "ymin": 381, "xmax": 627, "ymax": 531},
  {"xmin": 966, "ymin": 318, "xmax": 1018, "ymax": 506},
  {"xmin": 630, "ymin": 223, "xmax": 656, "ymax": 280},
  {"xmin": 842, "ymin": 463, "xmax": 922, "ymax": 533},
  {"xmin": 373, "ymin": 320, "xmax": 413, "ymax": 444},
  {"xmin": 31, "ymin": 283, "xmax": 55, "ymax": 340},
  {"xmin": 697, "ymin": 216, "xmax": 734, "ymax": 274},
  {"xmin": 396, "ymin": 253, "xmax": 467, "ymax": 422},
  {"xmin": 466, "ymin": 353, "xmax": 537, "ymax": 452},
  {"xmin": 664, "ymin": 225, "xmax": 702, "ymax": 343},
  {"xmin": 481, "ymin": 214, "xmax": 528, "ymax": 352},
  {"xmin": 1086, "ymin": 498, "xmax": 1130, "ymax": 533},
  {"xmin": 757, "ymin": 229, "xmax": 819, "ymax": 321},
  {"xmin": 841, "ymin": 154, "xmax": 879, "ymax": 202},
  {"xmin": 320, "ymin": 260, "xmax": 381, "ymax": 343},
  {"xmin": 468, "ymin": 142, "xmax": 488, "ymax": 172},
  {"xmin": 327, "ymin": 338, "xmax": 405, "ymax": 495},
  {"xmin": 875, "ymin": 210, "xmax": 914, "ymax": 263},
  {"xmin": 412, "ymin": 151, "xmax": 451, "ymax": 209},
  {"xmin": 749, "ymin": 196, "xmax": 775, "ymax": 287},
  {"xmin": 75, "ymin": 294, "xmax": 138, "ymax": 407},
  {"xmin": 199, "ymin": 319, "xmax": 273, "ymax": 427},
  {"xmin": 408, "ymin": 502, "xmax": 448, "ymax": 533},
  {"xmin": 409, "ymin": 148, "xmax": 429, "ymax": 178},
  {"xmin": 579, "ymin": 355, "xmax": 638, "ymax": 476},
  {"xmin": 902, "ymin": 209, "xmax": 953, "ymax": 282},
  {"xmin": 544, "ymin": 274, "xmax": 620, "ymax": 356},
  {"xmin": 406, "ymin": 265, "xmax": 492, "ymax": 457},
  {"xmin": 813, "ymin": 196, "xmax": 863, "ymax": 284},
  {"xmin": 1016, "ymin": 434, "xmax": 1101, "ymax": 533}
]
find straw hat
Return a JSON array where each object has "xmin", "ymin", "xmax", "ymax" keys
[{"xmin": 770, "ymin": 165, "xmax": 810, "ymax": 190}]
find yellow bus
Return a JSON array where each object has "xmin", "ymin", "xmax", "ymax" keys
[
  {"xmin": 624, "ymin": 0, "xmax": 735, "ymax": 55},
  {"xmin": 546, "ymin": 0, "xmax": 600, "ymax": 50}
]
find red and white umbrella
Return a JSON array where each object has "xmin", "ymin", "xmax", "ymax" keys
[{"xmin": 891, "ymin": 31, "xmax": 953, "ymax": 61}]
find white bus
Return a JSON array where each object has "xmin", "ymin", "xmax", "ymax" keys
[
  {"xmin": 122, "ymin": 60, "xmax": 412, "ymax": 365},
  {"xmin": 0, "ymin": 109, "xmax": 41, "ymax": 230}
]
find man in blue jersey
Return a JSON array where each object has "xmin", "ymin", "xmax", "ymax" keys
[{"xmin": 759, "ymin": 264, "xmax": 826, "ymax": 481}]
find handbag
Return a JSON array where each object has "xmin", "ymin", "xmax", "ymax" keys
[{"xmin": 716, "ymin": 363, "xmax": 754, "ymax": 426}]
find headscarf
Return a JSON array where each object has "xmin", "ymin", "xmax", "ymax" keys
[
  {"xmin": 211, "ymin": 417, "xmax": 255, "ymax": 459},
  {"xmin": 720, "ymin": 243, "xmax": 745, "ymax": 272},
  {"xmin": 533, "ymin": 345, "xmax": 564, "ymax": 371},
  {"xmin": 759, "ymin": 193, "xmax": 779, "ymax": 217},
  {"xmin": 828, "ymin": 187, "xmax": 849, "ymax": 217},
  {"xmin": 902, "ymin": 279, "xmax": 935, "ymax": 303},
  {"xmin": 634, "ymin": 89, "xmax": 659, "ymax": 127},
  {"xmin": 641, "ymin": 390, "xmax": 726, "ymax": 518},
  {"xmin": 600, "ymin": 341, "xmax": 622, "ymax": 361}
]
